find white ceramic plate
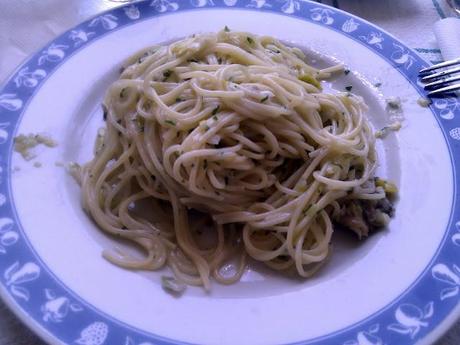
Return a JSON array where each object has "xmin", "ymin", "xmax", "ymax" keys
[{"xmin": 1, "ymin": 1, "xmax": 460, "ymax": 344}]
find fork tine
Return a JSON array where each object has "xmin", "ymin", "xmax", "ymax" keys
[
  {"xmin": 421, "ymin": 65, "xmax": 460, "ymax": 82},
  {"xmin": 424, "ymin": 74, "xmax": 460, "ymax": 90},
  {"xmin": 419, "ymin": 58, "xmax": 460, "ymax": 75},
  {"xmin": 427, "ymin": 83, "xmax": 460, "ymax": 97}
]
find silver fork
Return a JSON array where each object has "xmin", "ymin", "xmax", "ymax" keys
[{"xmin": 419, "ymin": 58, "xmax": 460, "ymax": 97}]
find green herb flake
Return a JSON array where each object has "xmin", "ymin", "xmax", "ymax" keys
[
  {"xmin": 165, "ymin": 120, "xmax": 176, "ymax": 126},
  {"xmin": 246, "ymin": 36, "xmax": 255, "ymax": 45},
  {"xmin": 135, "ymin": 116, "xmax": 145, "ymax": 133},
  {"xmin": 224, "ymin": 25, "xmax": 230, "ymax": 32},
  {"xmin": 143, "ymin": 101, "xmax": 152, "ymax": 111},
  {"xmin": 161, "ymin": 276, "xmax": 186, "ymax": 295},
  {"xmin": 120, "ymin": 88, "xmax": 127, "ymax": 98},
  {"xmin": 213, "ymin": 115, "xmax": 218, "ymax": 121},
  {"xmin": 260, "ymin": 95, "xmax": 269, "ymax": 103},
  {"xmin": 345, "ymin": 85, "xmax": 353, "ymax": 92},
  {"xmin": 203, "ymin": 125, "xmax": 210, "ymax": 131},
  {"xmin": 386, "ymin": 99, "xmax": 401, "ymax": 110},
  {"xmin": 163, "ymin": 70, "xmax": 172, "ymax": 79},
  {"xmin": 212, "ymin": 105, "xmax": 220, "ymax": 115},
  {"xmin": 102, "ymin": 104, "xmax": 108, "ymax": 121}
]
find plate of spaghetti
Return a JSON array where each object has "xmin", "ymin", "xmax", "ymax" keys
[{"xmin": 1, "ymin": 1, "xmax": 459, "ymax": 345}]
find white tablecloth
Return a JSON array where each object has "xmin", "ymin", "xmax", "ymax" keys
[{"xmin": 0, "ymin": 0, "xmax": 459, "ymax": 344}]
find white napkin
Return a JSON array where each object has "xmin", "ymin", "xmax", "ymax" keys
[{"xmin": 433, "ymin": 17, "xmax": 460, "ymax": 61}]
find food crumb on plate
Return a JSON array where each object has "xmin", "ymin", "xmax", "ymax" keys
[
  {"xmin": 14, "ymin": 133, "xmax": 57, "ymax": 160},
  {"xmin": 375, "ymin": 121, "xmax": 402, "ymax": 138},
  {"xmin": 417, "ymin": 97, "xmax": 432, "ymax": 107}
]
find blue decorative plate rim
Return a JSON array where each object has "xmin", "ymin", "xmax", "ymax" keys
[{"xmin": 0, "ymin": 1, "xmax": 460, "ymax": 344}]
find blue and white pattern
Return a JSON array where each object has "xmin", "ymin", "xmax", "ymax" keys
[
  {"xmin": 0, "ymin": 1, "xmax": 459, "ymax": 344},
  {"xmin": 387, "ymin": 302, "xmax": 434, "ymax": 339},
  {"xmin": 37, "ymin": 44, "xmax": 69, "ymax": 66},
  {"xmin": 68, "ymin": 30, "xmax": 96, "ymax": 48},
  {"xmin": 343, "ymin": 324, "xmax": 383, "ymax": 345},
  {"xmin": 359, "ymin": 32, "xmax": 385, "ymax": 50},
  {"xmin": 13, "ymin": 67, "xmax": 46, "ymax": 88},
  {"xmin": 0, "ymin": 94, "xmax": 22, "ymax": 112},
  {"xmin": 41, "ymin": 288, "xmax": 83, "ymax": 323}
]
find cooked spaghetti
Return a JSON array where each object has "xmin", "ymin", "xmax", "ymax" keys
[{"xmin": 79, "ymin": 30, "xmax": 396, "ymax": 290}]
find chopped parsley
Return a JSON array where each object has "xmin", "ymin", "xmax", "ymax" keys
[
  {"xmin": 120, "ymin": 88, "xmax": 127, "ymax": 98},
  {"xmin": 163, "ymin": 70, "xmax": 172, "ymax": 80},
  {"xmin": 212, "ymin": 105, "xmax": 220, "ymax": 115},
  {"xmin": 224, "ymin": 25, "xmax": 230, "ymax": 32},
  {"xmin": 143, "ymin": 101, "xmax": 152, "ymax": 111},
  {"xmin": 203, "ymin": 125, "xmax": 210, "ymax": 131},
  {"xmin": 246, "ymin": 36, "xmax": 255, "ymax": 45},
  {"xmin": 213, "ymin": 115, "xmax": 218, "ymax": 121},
  {"xmin": 260, "ymin": 95, "xmax": 269, "ymax": 103},
  {"xmin": 102, "ymin": 104, "xmax": 108, "ymax": 121},
  {"xmin": 345, "ymin": 85, "xmax": 353, "ymax": 92},
  {"xmin": 161, "ymin": 276, "xmax": 186, "ymax": 295},
  {"xmin": 165, "ymin": 119, "xmax": 176, "ymax": 126},
  {"xmin": 135, "ymin": 116, "xmax": 145, "ymax": 132},
  {"xmin": 386, "ymin": 98, "xmax": 401, "ymax": 111}
]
